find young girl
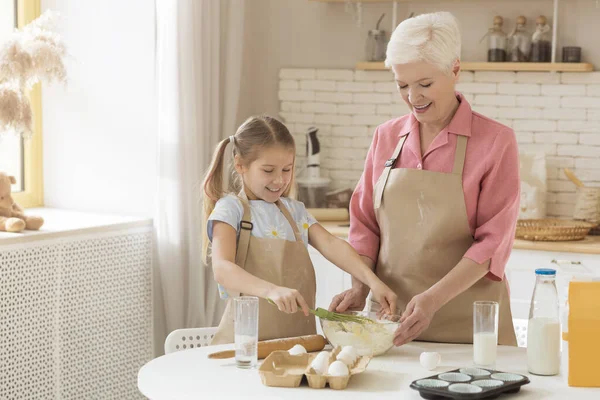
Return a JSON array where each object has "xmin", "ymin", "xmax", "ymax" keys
[{"xmin": 203, "ymin": 115, "xmax": 397, "ymax": 344}]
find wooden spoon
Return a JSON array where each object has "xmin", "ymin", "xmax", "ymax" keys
[{"xmin": 564, "ymin": 168, "xmax": 585, "ymax": 188}]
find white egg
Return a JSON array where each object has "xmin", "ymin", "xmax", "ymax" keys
[
  {"xmin": 341, "ymin": 345, "xmax": 357, "ymax": 360},
  {"xmin": 288, "ymin": 344, "xmax": 307, "ymax": 356},
  {"xmin": 310, "ymin": 354, "xmax": 329, "ymax": 375},
  {"xmin": 314, "ymin": 351, "xmax": 330, "ymax": 363},
  {"xmin": 419, "ymin": 351, "xmax": 441, "ymax": 370},
  {"xmin": 327, "ymin": 360, "xmax": 349, "ymax": 376},
  {"xmin": 336, "ymin": 350, "xmax": 355, "ymax": 367}
]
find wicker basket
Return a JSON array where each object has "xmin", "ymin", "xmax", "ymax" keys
[
  {"xmin": 516, "ymin": 219, "xmax": 598, "ymax": 241},
  {"xmin": 573, "ymin": 186, "xmax": 600, "ymax": 224}
]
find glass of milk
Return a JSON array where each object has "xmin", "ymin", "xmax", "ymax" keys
[
  {"xmin": 234, "ymin": 296, "xmax": 259, "ymax": 369},
  {"xmin": 473, "ymin": 301, "xmax": 499, "ymax": 368}
]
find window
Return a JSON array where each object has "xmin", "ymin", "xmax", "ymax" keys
[
  {"xmin": 0, "ymin": 0, "xmax": 43, "ymax": 207},
  {"xmin": 0, "ymin": 1, "xmax": 23, "ymax": 191}
]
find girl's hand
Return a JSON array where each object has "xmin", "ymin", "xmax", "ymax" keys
[
  {"xmin": 370, "ymin": 281, "xmax": 398, "ymax": 316},
  {"xmin": 393, "ymin": 292, "xmax": 437, "ymax": 346},
  {"xmin": 266, "ymin": 287, "xmax": 310, "ymax": 316}
]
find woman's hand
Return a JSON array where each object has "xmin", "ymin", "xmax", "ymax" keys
[
  {"xmin": 393, "ymin": 292, "xmax": 438, "ymax": 346},
  {"xmin": 369, "ymin": 281, "xmax": 398, "ymax": 316},
  {"xmin": 266, "ymin": 286, "xmax": 310, "ymax": 316},
  {"xmin": 328, "ymin": 285, "xmax": 370, "ymax": 312}
]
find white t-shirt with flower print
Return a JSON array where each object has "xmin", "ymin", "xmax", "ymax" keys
[
  {"xmin": 207, "ymin": 194, "xmax": 318, "ymax": 247},
  {"xmin": 208, "ymin": 195, "xmax": 318, "ymax": 299}
]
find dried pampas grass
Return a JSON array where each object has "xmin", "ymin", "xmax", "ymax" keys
[
  {"xmin": 0, "ymin": 10, "xmax": 67, "ymax": 138},
  {"xmin": 0, "ymin": 84, "xmax": 32, "ymax": 137}
]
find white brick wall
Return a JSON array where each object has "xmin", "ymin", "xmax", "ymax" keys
[
  {"xmin": 474, "ymin": 95, "xmax": 517, "ymax": 107},
  {"xmin": 498, "ymin": 83, "xmax": 540, "ymax": 95},
  {"xmin": 279, "ymin": 68, "xmax": 600, "ymax": 218},
  {"xmin": 301, "ymin": 80, "xmax": 336, "ymax": 91}
]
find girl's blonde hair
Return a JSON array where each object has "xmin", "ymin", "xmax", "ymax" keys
[
  {"xmin": 201, "ymin": 115, "xmax": 296, "ymax": 263},
  {"xmin": 385, "ymin": 11, "xmax": 461, "ymax": 74}
]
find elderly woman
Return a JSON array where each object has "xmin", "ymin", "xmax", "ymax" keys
[{"xmin": 330, "ymin": 12, "xmax": 519, "ymax": 347}]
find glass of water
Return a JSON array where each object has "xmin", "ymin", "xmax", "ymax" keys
[
  {"xmin": 473, "ymin": 301, "xmax": 499, "ymax": 368},
  {"xmin": 234, "ymin": 296, "xmax": 259, "ymax": 369}
]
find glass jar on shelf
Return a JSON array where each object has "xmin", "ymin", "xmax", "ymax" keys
[
  {"xmin": 509, "ymin": 16, "xmax": 531, "ymax": 62},
  {"xmin": 530, "ymin": 15, "xmax": 552, "ymax": 62},
  {"xmin": 485, "ymin": 16, "xmax": 508, "ymax": 62}
]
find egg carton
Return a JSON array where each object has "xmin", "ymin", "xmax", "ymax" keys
[
  {"xmin": 258, "ymin": 346, "xmax": 371, "ymax": 390},
  {"xmin": 409, "ymin": 368, "xmax": 530, "ymax": 399}
]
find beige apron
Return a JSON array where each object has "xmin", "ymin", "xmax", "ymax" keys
[
  {"xmin": 211, "ymin": 194, "xmax": 317, "ymax": 344},
  {"xmin": 371, "ymin": 133, "xmax": 517, "ymax": 345}
]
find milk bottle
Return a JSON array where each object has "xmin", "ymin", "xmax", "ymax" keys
[{"xmin": 527, "ymin": 268, "xmax": 560, "ymax": 376}]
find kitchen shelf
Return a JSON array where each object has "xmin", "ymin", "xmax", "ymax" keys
[
  {"xmin": 355, "ymin": 61, "xmax": 594, "ymax": 72},
  {"xmin": 310, "ymin": 0, "xmax": 539, "ymax": 2},
  {"xmin": 310, "ymin": 0, "xmax": 495, "ymax": 2}
]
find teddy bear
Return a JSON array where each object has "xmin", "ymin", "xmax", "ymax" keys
[{"xmin": 0, "ymin": 172, "xmax": 44, "ymax": 232}]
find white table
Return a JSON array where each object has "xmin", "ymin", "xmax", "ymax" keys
[{"xmin": 138, "ymin": 342, "xmax": 600, "ymax": 399}]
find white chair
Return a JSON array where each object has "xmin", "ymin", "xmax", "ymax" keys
[
  {"xmin": 513, "ymin": 318, "xmax": 528, "ymax": 348},
  {"xmin": 164, "ymin": 327, "xmax": 218, "ymax": 354}
]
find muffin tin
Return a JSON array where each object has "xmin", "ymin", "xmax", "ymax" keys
[
  {"xmin": 258, "ymin": 347, "xmax": 371, "ymax": 390},
  {"xmin": 410, "ymin": 368, "xmax": 530, "ymax": 399}
]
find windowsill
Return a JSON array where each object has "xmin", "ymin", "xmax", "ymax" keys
[{"xmin": 0, "ymin": 208, "xmax": 153, "ymax": 245}]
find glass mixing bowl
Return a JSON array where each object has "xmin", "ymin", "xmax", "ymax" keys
[{"xmin": 319, "ymin": 310, "xmax": 401, "ymax": 356}]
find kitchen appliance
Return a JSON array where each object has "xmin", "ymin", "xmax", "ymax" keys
[
  {"xmin": 297, "ymin": 127, "xmax": 330, "ymax": 208},
  {"xmin": 365, "ymin": 13, "xmax": 387, "ymax": 62}
]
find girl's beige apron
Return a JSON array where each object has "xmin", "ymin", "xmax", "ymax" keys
[
  {"xmin": 370, "ymin": 133, "xmax": 517, "ymax": 345},
  {"xmin": 211, "ymin": 195, "xmax": 317, "ymax": 344}
]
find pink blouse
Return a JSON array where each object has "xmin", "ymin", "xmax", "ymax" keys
[{"xmin": 349, "ymin": 93, "xmax": 520, "ymax": 281}]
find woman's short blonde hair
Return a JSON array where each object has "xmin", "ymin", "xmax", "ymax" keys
[{"xmin": 385, "ymin": 11, "xmax": 461, "ymax": 74}]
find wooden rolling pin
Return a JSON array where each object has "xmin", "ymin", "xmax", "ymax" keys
[{"xmin": 207, "ymin": 334, "xmax": 327, "ymax": 359}]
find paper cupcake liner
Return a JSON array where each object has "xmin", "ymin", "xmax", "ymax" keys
[
  {"xmin": 472, "ymin": 379, "xmax": 504, "ymax": 388},
  {"xmin": 459, "ymin": 367, "xmax": 491, "ymax": 377},
  {"xmin": 415, "ymin": 379, "xmax": 450, "ymax": 388},
  {"xmin": 490, "ymin": 373, "xmax": 524, "ymax": 382},
  {"xmin": 438, "ymin": 372, "xmax": 471, "ymax": 382},
  {"xmin": 448, "ymin": 383, "xmax": 483, "ymax": 393}
]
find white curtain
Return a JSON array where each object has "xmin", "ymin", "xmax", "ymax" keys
[{"xmin": 154, "ymin": 0, "xmax": 246, "ymax": 356}]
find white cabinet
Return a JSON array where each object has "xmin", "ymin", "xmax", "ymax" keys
[
  {"xmin": 309, "ymin": 245, "xmax": 353, "ymax": 309},
  {"xmin": 309, "ymin": 245, "xmax": 353, "ymax": 334},
  {"xmin": 506, "ymin": 249, "xmax": 600, "ymax": 320}
]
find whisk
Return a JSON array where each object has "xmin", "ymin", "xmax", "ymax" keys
[{"xmin": 266, "ymin": 298, "xmax": 375, "ymax": 325}]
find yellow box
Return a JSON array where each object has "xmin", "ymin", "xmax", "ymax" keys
[{"xmin": 568, "ymin": 281, "xmax": 600, "ymax": 387}]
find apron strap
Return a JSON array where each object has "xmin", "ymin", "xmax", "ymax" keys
[
  {"xmin": 374, "ymin": 135, "xmax": 407, "ymax": 210},
  {"xmin": 236, "ymin": 191, "xmax": 253, "ymax": 270},
  {"xmin": 220, "ymin": 192, "xmax": 253, "ymax": 300},
  {"xmin": 276, "ymin": 200, "xmax": 303, "ymax": 242},
  {"xmin": 452, "ymin": 135, "xmax": 468, "ymax": 176}
]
